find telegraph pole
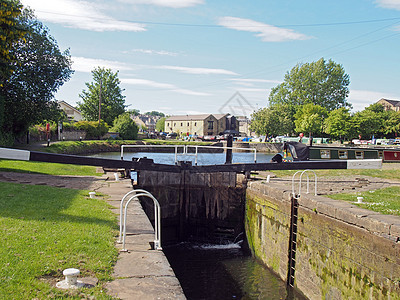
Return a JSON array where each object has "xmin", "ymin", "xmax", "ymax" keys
[{"xmin": 98, "ymin": 76, "xmax": 102, "ymax": 124}]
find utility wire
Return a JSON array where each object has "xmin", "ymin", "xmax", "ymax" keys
[{"xmin": 35, "ymin": 10, "xmax": 400, "ymax": 28}]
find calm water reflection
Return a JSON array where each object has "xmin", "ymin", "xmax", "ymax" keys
[
  {"xmin": 164, "ymin": 243, "xmax": 306, "ymax": 300},
  {"xmin": 90, "ymin": 151, "xmax": 275, "ymax": 165}
]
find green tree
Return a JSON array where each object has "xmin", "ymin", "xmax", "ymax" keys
[
  {"xmin": 78, "ymin": 67, "xmax": 126, "ymax": 125},
  {"xmin": 0, "ymin": 7, "xmax": 72, "ymax": 145},
  {"xmin": 111, "ymin": 113, "xmax": 138, "ymax": 140},
  {"xmin": 353, "ymin": 104, "xmax": 385, "ymax": 139},
  {"xmin": 352, "ymin": 103, "xmax": 400, "ymax": 139},
  {"xmin": 250, "ymin": 104, "xmax": 294, "ymax": 136},
  {"xmin": 383, "ymin": 110, "xmax": 400, "ymax": 137},
  {"xmin": 269, "ymin": 58, "xmax": 351, "ymax": 112},
  {"xmin": 324, "ymin": 107, "xmax": 354, "ymax": 141},
  {"xmin": 145, "ymin": 111, "xmax": 165, "ymax": 117},
  {"xmin": 294, "ymin": 103, "xmax": 327, "ymax": 138},
  {"xmin": 156, "ymin": 117, "xmax": 166, "ymax": 132},
  {"xmin": 0, "ymin": 0, "xmax": 26, "ymax": 83},
  {"xmin": 128, "ymin": 109, "xmax": 140, "ymax": 116}
]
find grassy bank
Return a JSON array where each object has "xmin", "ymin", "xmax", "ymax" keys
[
  {"xmin": 0, "ymin": 160, "xmax": 99, "ymax": 176},
  {"xmin": 42, "ymin": 139, "xmax": 215, "ymax": 155},
  {"xmin": 271, "ymin": 164, "xmax": 400, "ymax": 181},
  {"xmin": 0, "ymin": 182, "xmax": 118, "ymax": 299},
  {"xmin": 328, "ymin": 186, "xmax": 400, "ymax": 216}
]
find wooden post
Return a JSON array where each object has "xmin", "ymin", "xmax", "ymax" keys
[{"xmin": 225, "ymin": 135, "xmax": 233, "ymax": 164}]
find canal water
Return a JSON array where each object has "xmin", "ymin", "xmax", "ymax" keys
[
  {"xmin": 89, "ymin": 151, "xmax": 275, "ymax": 165},
  {"xmin": 91, "ymin": 151, "xmax": 306, "ymax": 299},
  {"xmin": 164, "ymin": 242, "xmax": 306, "ymax": 300}
]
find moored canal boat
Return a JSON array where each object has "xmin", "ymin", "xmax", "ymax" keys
[{"xmin": 308, "ymin": 145, "xmax": 400, "ymax": 162}]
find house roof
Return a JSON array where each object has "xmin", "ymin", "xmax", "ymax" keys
[
  {"xmin": 378, "ymin": 98, "xmax": 400, "ymax": 107},
  {"xmin": 166, "ymin": 114, "xmax": 212, "ymax": 121},
  {"xmin": 166, "ymin": 113, "xmax": 230, "ymax": 121},
  {"xmin": 213, "ymin": 113, "xmax": 229, "ymax": 120},
  {"xmin": 57, "ymin": 100, "xmax": 81, "ymax": 113}
]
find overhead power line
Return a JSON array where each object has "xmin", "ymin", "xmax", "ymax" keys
[{"xmin": 35, "ymin": 10, "xmax": 400, "ymax": 28}]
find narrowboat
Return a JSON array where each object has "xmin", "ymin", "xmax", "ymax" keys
[
  {"xmin": 283, "ymin": 142, "xmax": 400, "ymax": 162},
  {"xmin": 309, "ymin": 145, "xmax": 400, "ymax": 162}
]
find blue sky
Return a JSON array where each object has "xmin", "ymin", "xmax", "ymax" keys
[{"xmin": 21, "ymin": 0, "xmax": 400, "ymax": 116}]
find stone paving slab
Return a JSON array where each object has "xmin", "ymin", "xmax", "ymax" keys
[{"xmin": 105, "ymin": 276, "xmax": 185, "ymax": 300}]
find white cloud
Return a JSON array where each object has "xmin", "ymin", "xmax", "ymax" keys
[
  {"xmin": 21, "ymin": 0, "xmax": 146, "ymax": 32},
  {"xmin": 121, "ymin": 78, "xmax": 210, "ymax": 96},
  {"xmin": 158, "ymin": 65, "xmax": 238, "ymax": 75},
  {"xmin": 237, "ymin": 88, "xmax": 268, "ymax": 93},
  {"xmin": 124, "ymin": 49, "xmax": 180, "ymax": 56},
  {"xmin": 218, "ymin": 16, "xmax": 312, "ymax": 42},
  {"xmin": 117, "ymin": 0, "xmax": 204, "ymax": 8},
  {"xmin": 72, "ymin": 57, "xmax": 132, "ymax": 73},
  {"xmin": 348, "ymin": 89, "xmax": 399, "ymax": 112},
  {"xmin": 376, "ymin": 0, "xmax": 400, "ymax": 10},
  {"xmin": 230, "ymin": 78, "xmax": 281, "ymax": 86}
]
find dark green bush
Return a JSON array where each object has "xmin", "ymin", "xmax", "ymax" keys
[
  {"xmin": 111, "ymin": 113, "xmax": 138, "ymax": 140},
  {"xmin": 73, "ymin": 120, "xmax": 109, "ymax": 139}
]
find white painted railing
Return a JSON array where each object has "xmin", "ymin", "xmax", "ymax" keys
[
  {"xmin": 291, "ymin": 169, "xmax": 318, "ymax": 197},
  {"xmin": 120, "ymin": 144, "xmax": 257, "ymax": 165},
  {"xmin": 118, "ymin": 189, "xmax": 162, "ymax": 251}
]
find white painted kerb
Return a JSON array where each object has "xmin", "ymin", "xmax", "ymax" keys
[
  {"xmin": 0, "ymin": 147, "xmax": 30, "ymax": 161},
  {"xmin": 347, "ymin": 159, "xmax": 382, "ymax": 170}
]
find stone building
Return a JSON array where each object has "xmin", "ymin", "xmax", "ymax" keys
[
  {"xmin": 133, "ymin": 115, "xmax": 159, "ymax": 133},
  {"xmin": 377, "ymin": 98, "xmax": 400, "ymax": 112},
  {"xmin": 164, "ymin": 113, "xmax": 238, "ymax": 136}
]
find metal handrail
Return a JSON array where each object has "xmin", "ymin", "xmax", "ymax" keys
[
  {"xmin": 291, "ymin": 169, "xmax": 318, "ymax": 197},
  {"xmin": 185, "ymin": 145, "xmax": 257, "ymax": 165},
  {"xmin": 121, "ymin": 144, "xmax": 185, "ymax": 161},
  {"xmin": 118, "ymin": 189, "xmax": 162, "ymax": 251},
  {"xmin": 121, "ymin": 144, "xmax": 257, "ymax": 165}
]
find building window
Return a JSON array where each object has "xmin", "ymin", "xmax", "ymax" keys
[
  {"xmin": 208, "ymin": 121, "xmax": 214, "ymax": 130},
  {"xmin": 167, "ymin": 123, "xmax": 169, "ymax": 127},
  {"xmin": 174, "ymin": 123, "xmax": 176, "ymax": 126},
  {"xmin": 194, "ymin": 122, "xmax": 197, "ymax": 126},
  {"xmin": 181, "ymin": 122, "xmax": 183, "ymax": 126},
  {"xmin": 187, "ymin": 122, "xmax": 189, "ymax": 126}
]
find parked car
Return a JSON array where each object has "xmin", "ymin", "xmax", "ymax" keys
[{"xmin": 166, "ymin": 132, "xmax": 178, "ymax": 139}]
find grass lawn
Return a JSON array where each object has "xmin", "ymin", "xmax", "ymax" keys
[
  {"xmin": 0, "ymin": 159, "xmax": 99, "ymax": 176},
  {"xmin": 328, "ymin": 186, "xmax": 400, "ymax": 216},
  {"xmin": 271, "ymin": 164, "xmax": 400, "ymax": 181},
  {"xmin": 0, "ymin": 182, "xmax": 118, "ymax": 299}
]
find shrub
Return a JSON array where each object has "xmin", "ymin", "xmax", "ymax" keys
[
  {"xmin": 73, "ymin": 120, "xmax": 109, "ymax": 139},
  {"xmin": 111, "ymin": 113, "xmax": 138, "ymax": 140}
]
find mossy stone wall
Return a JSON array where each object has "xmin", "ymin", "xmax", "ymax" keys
[{"xmin": 246, "ymin": 182, "xmax": 400, "ymax": 299}]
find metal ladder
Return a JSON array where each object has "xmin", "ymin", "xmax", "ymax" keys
[
  {"xmin": 287, "ymin": 170, "xmax": 318, "ymax": 287},
  {"xmin": 287, "ymin": 193, "xmax": 299, "ymax": 287}
]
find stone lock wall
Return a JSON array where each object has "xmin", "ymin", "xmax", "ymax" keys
[{"xmin": 246, "ymin": 182, "xmax": 400, "ymax": 300}]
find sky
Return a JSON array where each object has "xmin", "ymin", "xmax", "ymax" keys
[{"xmin": 21, "ymin": 0, "xmax": 400, "ymax": 117}]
